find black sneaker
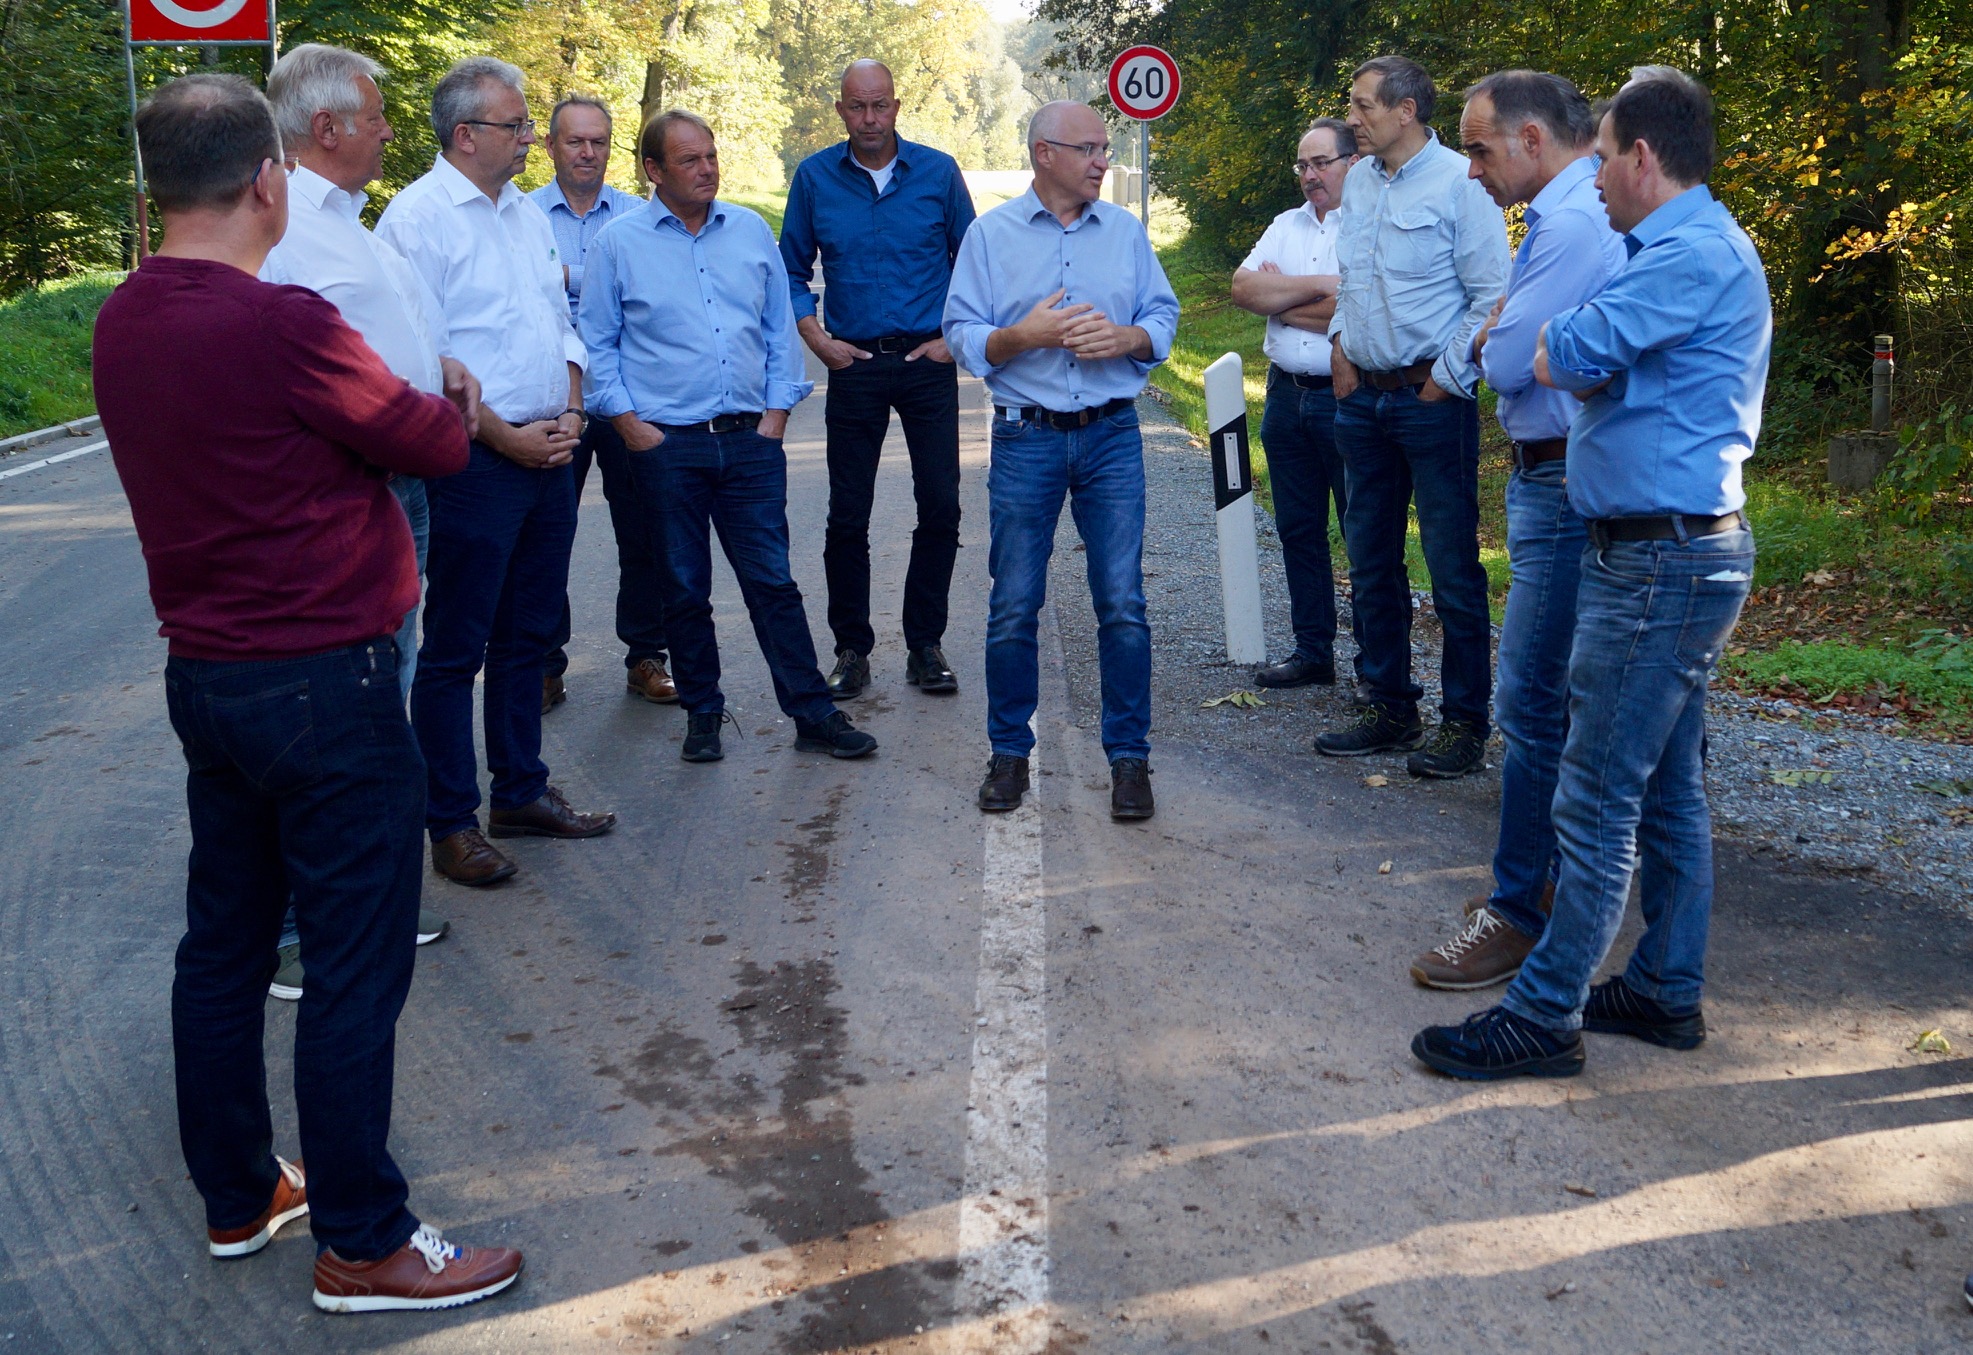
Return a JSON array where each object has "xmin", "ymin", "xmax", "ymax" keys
[
  {"xmin": 1110, "ymin": 758, "xmax": 1154, "ymax": 820},
  {"xmin": 1314, "ymin": 704, "xmax": 1425, "ymax": 757},
  {"xmin": 1411, "ymin": 1005, "xmax": 1585, "ymax": 1080},
  {"xmin": 1582, "ymin": 975, "xmax": 1706, "ymax": 1050},
  {"xmin": 681, "ymin": 710, "xmax": 730, "ymax": 762},
  {"xmin": 978, "ymin": 754, "xmax": 1030, "ymax": 811},
  {"xmin": 905, "ymin": 646, "xmax": 958, "ymax": 693},
  {"xmin": 1407, "ymin": 719, "xmax": 1487, "ymax": 778},
  {"xmin": 826, "ymin": 649, "xmax": 869, "ymax": 700},
  {"xmin": 794, "ymin": 710, "xmax": 877, "ymax": 759}
]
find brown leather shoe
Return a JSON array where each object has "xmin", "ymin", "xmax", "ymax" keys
[
  {"xmin": 626, "ymin": 657, "xmax": 679, "ymax": 704},
  {"xmin": 431, "ymin": 827, "xmax": 517, "ymax": 887},
  {"xmin": 487, "ymin": 784, "xmax": 615, "ymax": 839},
  {"xmin": 208, "ymin": 1156, "xmax": 307, "ymax": 1257},
  {"xmin": 313, "ymin": 1224, "xmax": 522, "ymax": 1313},
  {"xmin": 541, "ymin": 674, "xmax": 566, "ymax": 714},
  {"xmin": 1464, "ymin": 878, "xmax": 1556, "ymax": 917},
  {"xmin": 1410, "ymin": 906, "xmax": 1538, "ymax": 990}
]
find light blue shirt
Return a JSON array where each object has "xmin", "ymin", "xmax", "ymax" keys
[
  {"xmin": 1545, "ymin": 185, "xmax": 1773, "ymax": 519},
  {"xmin": 578, "ymin": 197, "xmax": 813, "ymax": 424},
  {"xmin": 1482, "ymin": 156, "xmax": 1626, "ymax": 442},
  {"xmin": 943, "ymin": 189, "xmax": 1179, "ymax": 412},
  {"xmin": 1331, "ymin": 132, "xmax": 1508, "ymax": 398},
  {"xmin": 529, "ymin": 178, "xmax": 643, "ymax": 321}
]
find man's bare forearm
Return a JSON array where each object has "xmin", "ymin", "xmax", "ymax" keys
[
  {"xmin": 1230, "ymin": 269, "xmax": 1334, "ymax": 317},
  {"xmin": 1277, "ymin": 297, "xmax": 1338, "ymax": 332}
]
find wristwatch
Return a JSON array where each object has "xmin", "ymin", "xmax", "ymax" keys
[{"xmin": 560, "ymin": 407, "xmax": 588, "ymax": 433}]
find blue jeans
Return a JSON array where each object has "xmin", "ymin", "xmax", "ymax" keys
[
  {"xmin": 413, "ymin": 443, "xmax": 576, "ymax": 840},
  {"xmin": 166, "ymin": 639, "xmax": 423, "ymax": 1261},
  {"xmin": 1501, "ymin": 525, "xmax": 1755, "ymax": 1031},
  {"xmin": 547, "ymin": 418, "xmax": 671, "ymax": 677},
  {"xmin": 1259, "ymin": 372, "xmax": 1360, "ymax": 670},
  {"xmin": 634, "ymin": 428, "xmax": 834, "ymax": 725},
  {"xmin": 388, "ymin": 476, "xmax": 429, "ymax": 704},
  {"xmin": 1487, "ymin": 461, "xmax": 1585, "ymax": 939},
  {"xmin": 1333, "ymin": 386, "xmax": 1492, "ymax": 732},
  {"xmin": 986, "ymin": 405, "xmax": 1151, "ymax": 762}
]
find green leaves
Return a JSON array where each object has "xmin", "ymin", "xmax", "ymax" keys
[{"xmin": 1200, "ymin": 689, "xmax": 1267, "ymax": 709}]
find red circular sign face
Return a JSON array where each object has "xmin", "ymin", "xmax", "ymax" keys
[
  {"xmin": 1107, "ymin": 46, "xmax": 1182, "ymax": 121},
  {"xmin": 129, "ymin": 0, "xmax": 270, "ymax": 43}
]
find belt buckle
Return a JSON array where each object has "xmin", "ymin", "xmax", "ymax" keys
[
  {"xmin": 877, "ymin": 336, "xmax": 906, "ymax": 354},
  {"xmin": 708, "ymin": 414, "xmax": 739, "ymax": 434}
]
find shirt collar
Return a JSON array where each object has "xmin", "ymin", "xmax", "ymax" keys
[
  {"xmin": 432, "ymin": 153, "xmax": 519, "ymax": 210},
  {"xmin": 1625, "ymin": 183, "xmax": 1714, "ymax": 253},
  {"xmin": 648, "ymin": 195, "xmax": 727, "ymax": 233},
  {"xmin": 535, "ymin": 177, "xmax": 620, "ymax": 217},
  {"xmin": 287, "ymin": 163, "xmax": 366, "ymax": 219},
  {"xmin": 1374, "ymin": 128, "xmax": 1441, "ymax": 181},
  {"xmin": 837, "ymin": 135, "xmax": 913, "ymax": 174},
  {"xmin": 1018, "ymin": 185, "xmax": 1103, "ymax": 231},
  {"xmin": 1297, "ymin": 199, "xmax": 1338, "ymax": 229},
  {"xmin": 1524, "ymin": 153, "xmax": 1597, "ymax": 228}
]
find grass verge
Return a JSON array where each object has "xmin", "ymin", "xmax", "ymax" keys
[{"xmin": 0, "ymin": 272, "xmax": 121, "ymax": 439}]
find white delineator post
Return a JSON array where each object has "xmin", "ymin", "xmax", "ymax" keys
[{"xmin": 1203, "ymin": 352, "xmax": 1266, "ymax": 664}]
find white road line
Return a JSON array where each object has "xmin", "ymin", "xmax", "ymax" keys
[
  {"xmin": 949, "ymin": 742, "xmax": 1050, "ymax": 1352},
  {"xmin": 0, "ymin": 439, "xmax": 109, "ymax": 481}
]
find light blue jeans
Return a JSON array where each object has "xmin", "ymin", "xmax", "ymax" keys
[{"xmin": 1501, "ymin": 524, "xmax": 1754, "ymax": 1031}]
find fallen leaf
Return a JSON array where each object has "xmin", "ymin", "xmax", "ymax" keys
[
  {"xmin": 1563, "ymin": 1183, "xmax": 1598, "ymax": 1198},
  {"xmin": 1913, "ymin": 778, "xmax": 1973, "ymax": 798},
  {"xmin": 1201, "ymin": 689, "xmax": 1268, "ymax": 709},
  {"xmin": 1803, "ymin": 569, "xmax": 1836, "ymax": 586},
  {"xmin": 1767, "ymin": 769, "xmax": 1837, "ymax": 787},
  {"xmin": 1377, "ymin": 860, "xmax": 1393, "ymax": 874},
  {"xmin": 1363, "ymin": 774, "xmax": 1389, "ymax": 788},
  {"xmin": 1910, "ymin": 1029, "xmax": 1951, "ymax": 1054}
]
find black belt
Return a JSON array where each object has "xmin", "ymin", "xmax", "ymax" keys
[
  {"xmin": 1512, "ymin": 438, "xmax": 1568, "ymax": 469},
  {"xmin": 995, "ymin": 396, "xmax": 1134, "ymax": 430},
  {"xmin": 657, "ymin": 412, "xmax": 762, "ymax": 435},
  {"xmin": 1361, "ymin": 360, "xmax": 1435, "ymax": 390},
  {"xmin": 1587, "ymin": 512, "xmax": 1744, "ymax": 546},
  {"xmin": 1271, "ymin": 364, "xmax": 1333, "ymax": 391},
  {"xmin": 838, "ymin": 333, "xmax": 940, "ymax": 355}
]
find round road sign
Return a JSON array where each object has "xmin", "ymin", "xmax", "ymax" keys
[
  {"xmin": 129, "ymin": 0, "xmax": 269, "ymax": 43},
  {"xmin": 1107, "ymin": 46, "xmax": 1181, "ymax": 121}
]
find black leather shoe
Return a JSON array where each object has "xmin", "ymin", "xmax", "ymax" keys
[
  {"xmin": 1253, "ymin": 654, "xmax": 1335, "ymax": 688},
  {"xmin": 905, "ymin": 646, "xmax": 958, "ymax": 694},
  {"xmin": 827, "ymin": 649, "xmax": 870, "ymax": 700},
  {"xmin": 977, "ymin": 754, "xmax": 1030, "ymax": 812},
  {"xmin": 1110, "ymin": 758, "xmax": 1154, "ymax": 820},
  {"xmin": 794, "ymin": 710, "xmax": 877, "ymax": 759},
  {"xmin": 681, "ymin": 710, "xmax": 731, "ymax": 762}
]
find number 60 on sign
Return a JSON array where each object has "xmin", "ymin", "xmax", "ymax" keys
[{"xmin": 1106, "ymin": 45, "xmax": 1181, "ymax": 121}]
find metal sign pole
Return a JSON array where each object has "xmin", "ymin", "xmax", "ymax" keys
[
  {"xmin": 122, "ymin": 3, "xmax": 148, "ymax": 260},
  {"xmin": 1139, "ymin": 119, "xmax": 1149, "ymax": 227}
]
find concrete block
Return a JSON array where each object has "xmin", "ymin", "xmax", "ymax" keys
[{"xmin": 1827, "ymin": 431, "xmax": 1899, "ymax": 491}]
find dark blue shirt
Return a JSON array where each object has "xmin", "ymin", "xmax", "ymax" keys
[{"xmin": 780, "ymin": 136, "xmax": 976, "ymax": 341}]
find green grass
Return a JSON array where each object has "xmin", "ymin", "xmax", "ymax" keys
[
  {"xmin": 1722, "ymin": 636, "xmax": 1973, "ymax": 732},
  {"xmin": 0, "ymin": 272, "xmax": 120, "ymax": 438},
  {"xmin": 723, "ymin": 186, "xmax": 786, "ymax": 236}
]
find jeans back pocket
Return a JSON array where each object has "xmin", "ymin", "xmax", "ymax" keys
[{"xmin": 205, "ymin": 679, "xmax": 324, "ymax": 796}]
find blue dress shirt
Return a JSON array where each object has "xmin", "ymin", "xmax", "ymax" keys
[
  {"xmin": 780, "ymin": 137, "xmax": 976, "ymax": 341},
  {"xmin": 579, "ymin": 198, "xmax": 814, "ymax": 424},
  {"xmin": 1482, "ymin": 156, "xmax": 1626, "ymax": 442},
  {"xmin": 529, "ymin": 179, "xmax": 642, "ymax": 321},
  {"xmin": 942, "ymin": 189, "xmax": 1180, "ymax": 413},
  {"xmin": 1331, "ymin": 131, "xmax": 1508, "ymax": 398},
  {"xmin": 1545, "ymin": 185, "xmax": 1773, "ymax": 519}
]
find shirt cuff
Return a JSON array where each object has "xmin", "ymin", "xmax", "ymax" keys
[
  {"xmin": 1542, "ymin": 319, "xmax": 1611, "ymax": 391},
  {"xmin": 1431, "ymin": 351, "xmax": 1477, "ymax": 400},
  {"xmin": 562, "ymin": 333, "xmax": 588, "ymax": 372},
  {"xmin": 565, "ymin": 262, "xmax": 584, "ymax": 300},
  {"xmin": 589, "ymin": 384, "xmax": 634, "ymax": 420},
  {"xmin": 766, "ymin": 378, "xmax": 814, "ymax": 411},
  {"xmin": 791, "ymin": 291, "xmax": 819, "ymax": 321},
  {"xmin": 947, "ymin": 324, "xmax": 1001, "ymax": 379}
]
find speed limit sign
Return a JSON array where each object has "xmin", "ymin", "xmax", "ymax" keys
[{"xmin": 1107, "ymin": 45, "xmax": 1181, "ymax": 121}]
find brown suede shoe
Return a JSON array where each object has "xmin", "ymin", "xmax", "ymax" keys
[
  {"xmin": 541, "ymin": 674, "xmax": 566, "ymax": 714},
  {"xmin": 487, "ymin": 785, "xmax": 615, "ymax": 840},
  {"xmin": 626, "ymin": 658, "xmax": 679, "ymax": 704},
  {"xmin": 1410, "ymin": 907, "xmax": 1538, "ymax": 990},
  {"xmin": 1464, "ymin": 878, "xmax": 1556, "ymax": 917},
  {"xmin": 208, "ymin": 1156, "xmax": 307, "ymax": 1258},
  {"xmin": 313, "ymin": 1224, "xmax": 522, "ymax": 1313},
  {"xmin": 431, "ymin": 827, "xmax": 517, "ymax": 887}
]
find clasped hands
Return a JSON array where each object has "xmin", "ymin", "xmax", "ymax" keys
[{"xmin": 1007, "ymin": 289, "xmax": 1148, "ymax": 362}]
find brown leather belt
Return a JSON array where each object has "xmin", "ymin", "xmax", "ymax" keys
[
  {"xmin": 1512, "ymin": 438, "xmax": 1568, "ymax": 469},
  {"xmin": 1587, "ymin": 512, "xmax": 1745, "ymax": 546},
  {"xmin": 995, "ymin": 396, "xmax": 1133, "ymax": 430},
  {"xmin": 1360, "ymin": 360, "xmax": 1435, "ymax": 391}
]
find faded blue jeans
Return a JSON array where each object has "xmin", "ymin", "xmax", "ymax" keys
[
  {"xmin": 1501, "ymin": 524, "xmax": 1754, "ymax": 1031},
  {"xmin": 985, "ymin": 405, "xmax": 1151, "ymax": 762},
  {"xmin": 1487, "ymin": 461, "xmax": 1586, "ymax": 940}
]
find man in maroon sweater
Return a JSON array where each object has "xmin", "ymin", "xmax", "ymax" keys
[{"xmin": 93, "ymin": 73, "xmax": 523, "ymax": 1313}]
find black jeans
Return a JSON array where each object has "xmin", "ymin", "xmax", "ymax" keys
[
  {"xmin": 547, "ymin": 418, "xmax": 670, "ymax": 676},
  {"xmin": 166, "ymin": 639, "xmax": 423, "ymax": 1262},
  {"xmin": 822, "ymin": 351, "xmax": 961, "ymax": 655},
  {"xmin": 1259, "ymin": 369, "xmax": 1362, "ymax": 671}
]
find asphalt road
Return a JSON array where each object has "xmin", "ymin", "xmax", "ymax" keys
[{"xmin": 4, "ymin": 357, "xmax": 1973, "ymax": 1353}]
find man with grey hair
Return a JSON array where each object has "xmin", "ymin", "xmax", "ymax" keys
[
  {"xmin": 1406, "ymin": 69, "xmax": 1626, "ymax": 991},
  {"xmin": 378, "ymin": 56, "xmax": 616, "ymax": 889}
]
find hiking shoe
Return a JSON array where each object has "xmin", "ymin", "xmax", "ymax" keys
[
  {"xmin": 826, "ymin": 649, "xmax": 870, "ymax": 700},
  {"xmin": 1110, "ymin": 758, "xmax": 1155, "ymax": 820},
  {"xmin": 1411, "ymin": 1005, "xmax": 1585, "ymax": 1080},
  {"xmin": 1409, "ymin": 907, "xmax": 1537, "ymax": 990},
  {"xmin": 1407, "ymin": 719, "xmax": 1487, "ymax": 778},
  {"xmin": 208, "ymin": 1156, "xmax": 307, "ymax": 1257},
  {"xmin": 416, "ymin": 910, "xmax": 449, "ymax": 946},
  {"xmin": 312, "ymin": 1223, "xmax": 522, "ymax": 1313},
  {"xmin": 978, "ymin": 754, "xmax": 1030, "ymax": 812},
  {"xmin": 268, "ymin": 943, "xmax": 303, "ymax": 1002},
  {"xmin": 795, "ymin": 710, "xmax": 877, "ymax": 759},
  {"xmin": 1582, "ymin": 975, "xmax": 1706, "ymax": 1050},
  {"xmin": 905, "ymin": 645, "xmax": 958, "ymax": 693},
  {"xmin": 1314, "ymin": 704, "xmax": 1425, "ymax": 757},
  {"xmin": 682, "ymin": 711, "xmax": 731, "ymax": 762}
]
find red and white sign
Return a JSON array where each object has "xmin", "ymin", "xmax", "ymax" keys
[
  {"xmin": 1107, "ymin": 46, "xmax": 1181, "ymax": 121},
  {"xmin": 129, "ymin": 0, "xmax": 271, "ymax": 43}
]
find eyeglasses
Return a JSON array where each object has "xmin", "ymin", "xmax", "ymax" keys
[
  {"xmin": 1293, "ymin": 154, "xmax": 1349, "ymax": 174},
  {"xmin": 1042, "ymin": 138, "xmax": 1111, "ymax": 159},
  {"xmin": 557, "ymin": 136, "xmax": 608, "ymax": 152},
  {"xmin": 465, "ymin": 118, "xmax": 536, "ymax": 138}
]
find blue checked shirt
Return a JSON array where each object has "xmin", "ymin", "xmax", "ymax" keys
[{"xmin": 528, "ymin": 178, "xmax": 643, "ymax": 322}]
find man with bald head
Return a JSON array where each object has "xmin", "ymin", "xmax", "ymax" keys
[
  {"xmin": 943, "ymin": 100, "xmax": 1179, "ymax": 820},
  {"xmin": 781, "ymin": 60, "xmax": 977, "ymax": 701}
]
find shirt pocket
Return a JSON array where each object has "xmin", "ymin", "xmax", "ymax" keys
[{"xmin": 1380, "ymin": 211, "xmax": 1451, "ymax": 280}]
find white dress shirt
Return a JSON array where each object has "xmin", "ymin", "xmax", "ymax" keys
[
  {"xmin": 1239, "ymin": 201, "xmax": 1342, "ymax": 376},
  {"xmin": 261, "ymin": 165, "xmax": 445, "ymax": 395},
  {"xmin": 375, "ymin": 155, "xmax": 586, "ymax": 425}
]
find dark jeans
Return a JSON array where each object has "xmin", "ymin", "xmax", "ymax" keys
[
  {"xmin": 413, "ymin": 442, "xmax": 576, "ymax": 840},
  {"xmin": 166, "ymin": 639, "xmax": 422, "ymax": 1262},
  {"xmin": 1334, "ymin": 385, "xmax": 1492, "ymax": 734},
  {"xmin": 822, "ymin": 351, "xmax": 962, "ymax": 655},
  {"xmin": 634, "ymin": 427, "xmax": 835, "ymax": 725},
  {"xmin": 546, "ymin": 418, "xmax": 670, "ymax": 677},
  {"xmin": 1259, "ymin": 371, "xmax": 1361, "ymax": 671}
]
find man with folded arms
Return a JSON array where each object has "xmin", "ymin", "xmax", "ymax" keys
[
  {"xmin": 378, "ymin": 57, "xmax": 616, "ymax": 886},
  {"xmin": 580, "ymin": 109, "xmax": 876, "ymax": 765},
  {"xmin": 94, "ymin": 72, "xmax": 521, "ymax": 1310},
  {"xmin": 1407, "ymin": 70, "xmax": 1624, "ymax": 991},
  {"xmin": 943, "ymin": 100, "xmax": 1179, "ymax": 821},
  {"xmin": 1413, "ymin": 67, "xmax": 1767, "ymax": 1078}
]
